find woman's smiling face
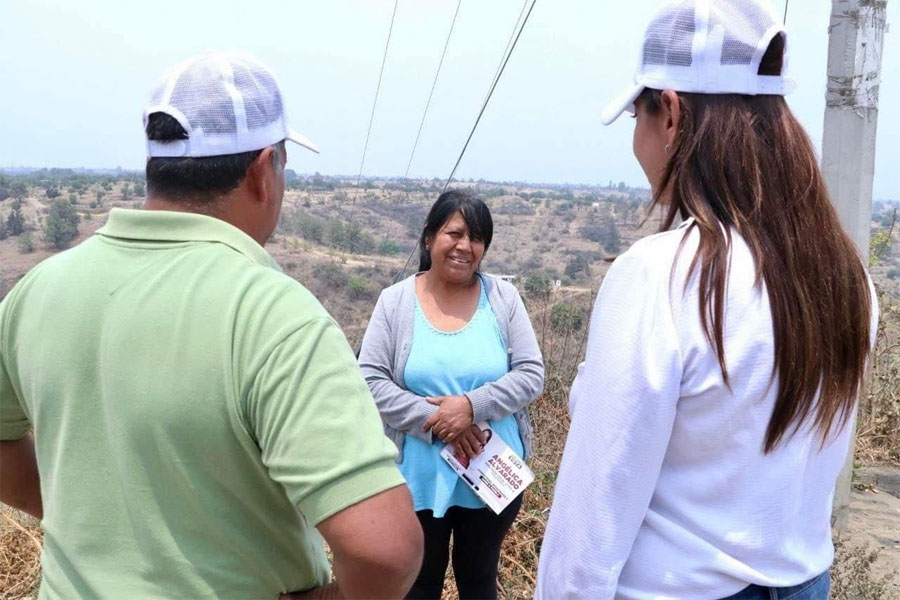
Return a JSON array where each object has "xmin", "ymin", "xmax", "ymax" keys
[{"xmin": 426, "ymin": 211, "xmax": 485, "ymax": 285}]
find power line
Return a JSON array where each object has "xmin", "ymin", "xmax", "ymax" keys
[
  {"xmin": 443, "ymin": 0, "xmax": 537, "ymax": 192},
  {"xmin": 357, "ymin": 0, "xmax": 400, "ymax": 189},
  {"xmin": 393, "ymin": 0, "xmax": 538, "ymax": 283},
  {"xmin": 480, "ymin": 0, "xmax": 529, "ymax": 114},
  {"xmin": 404, "ymin": 0, "xmax": 462, "ymax": 179},
  {"xmin": 783, "ymin": 0, "xmax": 789, "ymax": 24}
]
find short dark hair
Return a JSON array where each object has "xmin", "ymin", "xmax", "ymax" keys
[
  {"xmin": 418, "ymin": 190, "xmax": 493, "ymax": 272},
  {"xmin": 145, "ymin": 112, "xmax": 281, "ymax": 206}
]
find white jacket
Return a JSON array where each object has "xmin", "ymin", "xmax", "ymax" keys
[{"xmin": 536, "ymin": 221, "xmax": 878, "ymax": 599}]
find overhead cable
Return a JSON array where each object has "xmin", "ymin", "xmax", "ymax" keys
[
  {"xmin": 442, "ymin": 0, "xmax": 538, "ymax": 192},
  {"xmin": 404, "ymin": 0, "xmax": 463, "ymax": 179},
  {"xmin": 392, "ymin": 0, "xmax": 538, "ymax": 283},
  {"xmin": 357, "ymin": 0, "xmax": 400, "ymax": 189}
]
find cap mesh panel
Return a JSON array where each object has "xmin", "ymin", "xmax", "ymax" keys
[
  {"xmin": 168, "ymin": 59, "xmax": 237, "ymax": 134},
  {"xmin": 643, "ymin": 3, "xmax": 695, "ymax": 67},
  {"xmin": 232, "ymin": 61, "xmax": 283, "ymax": 129},
  {"xmin": 715, "ymin": 0, "xmax": 774, "ymax": 65}
]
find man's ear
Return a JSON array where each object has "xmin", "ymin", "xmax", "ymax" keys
[
  {"xmin": 246, "ymin": 147, "xmax": 276, "ymax": 205},
  {"xmin": 660, "ymin": 89, "xmax": 682, "ymax": 150}
]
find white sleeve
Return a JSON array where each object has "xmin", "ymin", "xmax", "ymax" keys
[{"xmin": 535, "ymin": 250, "xmax": 683, "ymax": 599}]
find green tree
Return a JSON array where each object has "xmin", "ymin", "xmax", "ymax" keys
[
  {"xmin": 600, "ymin": 218, "xmax": 621, "ymax": 253},
  {"xmin": 121, "ymin": 184, "xmax": 131, "ymax": 200},
  {"xmin": 134, "ymin": 182, "xmax": 145, "ymax": 197},
  {"xmin": 378, "ymin": 239, "xmax": 401, "ymax": 255},
  {"xmin": 550, "ymin": 302, "xmax": 587, "ymax": 331},
  {"xmin": 45, "ymin": 187, "xmax": 61, "ymax": 199},
  {"xmin": 565, "ymin": 254, "xmax": 591, "ymax": 280},
  {"xmin": 0, "ymin": 218, "xmax": 7, "ymax": 240},
  {"xmin": 17, "ymin": 231, "xmax": 34, "ymax": 253},
  {"xmin": 297, "ymin": 214, "xmax": 325, "ymax": 243},
  {"xmin": 96, "ymin": 190, "xmax": 105, "ymax": 203},
  {"xmin": 524, "ymin": 273, "xmax": 551, "ymax": 295},
  {"xmin": 69, "ymin": 193, "xmax": 78, "ymax": 205},
  {"xmin": 347, "ymin": 276, "xmax": 370, "ymax": 300},
  {"xmin": 43, "ymin": 199, "xmax": 80, "ymax": 249},
  {"xmin": 10, "ymin": 181, "xmax": 28, "ymax": 199},
  {"xmin": 327, "ymin": 220, "xmax": 346, "ymax": 250},
  {"xmin": 6, "ymin": 200, "xmax": 25, "ymax": 236},
  {"xmin": 344, "ymin": 220, "xmax": 375, "ymax": 254}
]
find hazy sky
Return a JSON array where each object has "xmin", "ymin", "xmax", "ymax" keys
[{"xmin": 1, "ymin": 0, "xmax": 898, "ymax": 198}]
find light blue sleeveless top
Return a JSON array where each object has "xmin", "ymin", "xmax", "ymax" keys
[{"xmin": 400, "ymin": 277, "xmax": 524, "ymax": 517}]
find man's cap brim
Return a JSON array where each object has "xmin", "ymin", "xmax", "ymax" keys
[
  {"xmin": 287, "ymin": 129, "xmax": 320, "ymax": 154},
  {"xmin": 600, "ymin": 83, "xmax": 645, "ymax": 126}
]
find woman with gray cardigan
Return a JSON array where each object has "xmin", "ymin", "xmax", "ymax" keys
[{"xmin": 358, "ymin": 190, "xmax": 544, "ymax": 600}]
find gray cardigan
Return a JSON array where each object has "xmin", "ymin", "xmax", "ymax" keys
[{"xmin": 358, "ymin": 273, "xmax": 544, "ymax": 462}]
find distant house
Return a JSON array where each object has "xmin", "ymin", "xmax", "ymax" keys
[{"xmin": 486, "ymin": 273, "xmax": 517, "ymax": 283}]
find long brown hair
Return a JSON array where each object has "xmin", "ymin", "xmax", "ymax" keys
[{"xmin": 641, "ymin": 35, "xmax": 872, "ymax": 453}]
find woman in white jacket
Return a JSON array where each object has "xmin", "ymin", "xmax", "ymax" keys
[{"xmin": 536, "ymin": 1, "xmax": 877, "ymax": 599}]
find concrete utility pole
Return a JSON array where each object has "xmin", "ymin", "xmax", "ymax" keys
[{"xmin": 821, "ymin": 0, "xmax": 889, "ymax": 532}]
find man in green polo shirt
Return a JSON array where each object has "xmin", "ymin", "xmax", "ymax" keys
[{"xmin": 0, "ymin": 52, "xmax": 422, "ymax": 599}]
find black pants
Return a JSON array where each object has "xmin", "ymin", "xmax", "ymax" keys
[{"xmin": 406, "ymin": 495, "xmax": 522, "ymax": 600}]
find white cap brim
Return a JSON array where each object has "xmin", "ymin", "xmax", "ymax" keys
[
  {"xmin": 287, "ymin": 129, "xmax": 320, "ymax": 154},
  {"xmin": 600, "ymin": 83, "xmax": 645, "ymax": 126}
]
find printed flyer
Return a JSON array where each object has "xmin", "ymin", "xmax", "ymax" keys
[{"xmin": 440, "ymin": 422, "xmax": 535, "ymax": 514}]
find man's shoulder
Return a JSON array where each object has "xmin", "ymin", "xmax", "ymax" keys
[
  {"xmin": 0, "ymin": 239, "xmax": 95, "ymax": 309},
  {"xmin": 236, "ymin": 261, "xmax": 333, "ymax": 326}
]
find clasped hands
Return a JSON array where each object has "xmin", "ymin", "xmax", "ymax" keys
[{"xmin": 422, "ymin": 395, "xmax": 486, "ymax": 460}]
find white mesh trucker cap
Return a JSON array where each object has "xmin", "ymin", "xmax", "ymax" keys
[
  {"xmin": 601, "ymin": 0, "xmax": 795, "ymax": 125},
  {"xmin": 143, "ymin": 52, "xmax": 320, "ymax": 157}
]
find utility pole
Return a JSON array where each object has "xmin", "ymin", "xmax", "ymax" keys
[{"xmin": 821, "ymin": 0, "xmax": 889, "ymax": 531}]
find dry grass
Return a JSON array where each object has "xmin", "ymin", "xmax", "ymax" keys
[
  {"xmin": 0, "ymin": 508, "xmax": 41, "ymax": 600},
  {"xmin": 856, "ymin": 288, "xmax": 900, "ymax": 464}
]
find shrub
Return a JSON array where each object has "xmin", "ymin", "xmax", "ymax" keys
[
  {"xmin": 564, "ymin": 254, "xmax": 590, "ymax": 280},
  {"xmin": 347, "ymin": 276, "xmax": 373, "ymax": 301},
  {"xmin": 550, "ymin": 302, "xmax": 586, "ymax": 331},
  {"xmin": 579, "ymin": 217, "xmax": 621, "ymax": 253},
  {"xmin": 523, "ymin": 274, "xmax": 551, "ymax": 295},
  {"xmin": 494, "ymin": 200, "xmax": 535, "ymax": 216},
  {"xmin": 6, "ymin": 200, "xmax": 25, "ymax": 236},
  {"xmin": 17, "ymin": 231, "xmax": 34, "ymax": 253},
  {"xmin": 377, "ymin": 239, "xmax": 401, "ymax": 255},
  {"xmin": 43, "ymin": 199, "xmax": 80, "ymax": 250},
  {"xmin": 312, "ymin": 263, "xmax": 348, "ymax": 291}
]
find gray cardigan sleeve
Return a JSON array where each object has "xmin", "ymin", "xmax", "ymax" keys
[
  {"xmin": 358, "ymin": 290, "xmax": 436, "ymax": 442},
  {"xmin": 465, "ymin": 285, "xmax": 544, "ymax": 422}
]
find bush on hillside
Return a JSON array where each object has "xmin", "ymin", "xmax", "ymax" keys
[{"xmin": 43, "ymin": 199, "xmax": 80, "ymax": 250}]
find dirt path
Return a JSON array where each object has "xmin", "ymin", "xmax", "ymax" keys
[{"xmin": 847, "ymin": 465, "xmax": 900, "ymax": 593}]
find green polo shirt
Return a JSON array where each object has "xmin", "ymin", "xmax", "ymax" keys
[{"xmin": 0, "ymin": 209, "xmax": 403, "ymax": 599}]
